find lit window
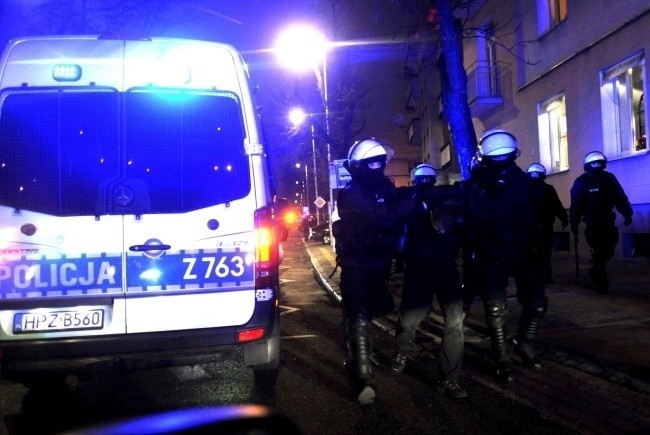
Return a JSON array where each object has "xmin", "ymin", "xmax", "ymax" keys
[
  {"xmin": 600, "ymin": 52, "xmax": 647, "ymax": 158},
  {"xmin": 537, "ymin": 0, "xmax": 568, "ymax": 35},
  {"xmin": 537, "ymin": 93, "xmax": 568, "ymax": 174}
]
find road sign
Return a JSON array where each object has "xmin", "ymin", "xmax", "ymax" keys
[
  {"xmin": 314, "ymin": 196, "xmax": 327, "ymax": 209},
  {"xmin": 330, "ymin": 159, "xmax": 351, "ymax": 189}
]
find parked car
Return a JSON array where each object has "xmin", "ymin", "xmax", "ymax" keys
[{"xmin": 309, "ymin": 222, "xmax": 331, "ymax": 244}]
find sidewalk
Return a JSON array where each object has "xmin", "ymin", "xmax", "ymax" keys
[{"xmin": 306, "ymin": 242, "xmax": 650, "ymax": 434}]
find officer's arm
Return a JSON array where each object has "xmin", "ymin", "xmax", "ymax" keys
[
  {"xmin": 609, "ymin": 174, "xmax": 633, "ymax": 222},
  {"xmin": 551, "ymin": 187, "xmax": 569, "ymax": 226},
  {"xmin": 569, "ymin": 180, "xmax": 584, "ymax": 233}
]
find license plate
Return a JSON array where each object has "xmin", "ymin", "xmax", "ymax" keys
[{"xmin": 13, "ymin": 309, "xmax": 104, "ymax": 333}]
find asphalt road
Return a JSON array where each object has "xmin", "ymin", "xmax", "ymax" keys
[{"xmin": 0, "ymin": 232, "xmax": 575, "ymax": 434}]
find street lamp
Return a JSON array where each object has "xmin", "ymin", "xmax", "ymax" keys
[{"xmin": 276, "ymin": 25, "xmax": 333, "ymax": 229}]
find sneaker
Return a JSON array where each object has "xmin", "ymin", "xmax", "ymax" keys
[
  {"xmin": 357, "ymin": 384, "xmax": 375, "ymax": 405},
  {"xmin": 390, "ymin": 352, "xmax": 407, "ymax": 373},
  {"xmin": 436, "ymin": 380, "xmax": 468, "ymax": 399}
]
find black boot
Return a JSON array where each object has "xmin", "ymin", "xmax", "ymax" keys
[
  {"xmin": 513, "ymin": 301, "xmax": 546, "ymax": 368},
  {"xmin": 588, "ymin": 266, "xmax": 609, "ymax": 293},
  {"xmin": 485, "ymin": 300, "xmax": 514, "ymax": 383},
  {"xmin": 349, "ymin": 320, "xmax": 376, "ymax": 405}
]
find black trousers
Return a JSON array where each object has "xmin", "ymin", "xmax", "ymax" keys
[{"xmin": 584, "ymin": 221, "xmax": 618, "ymax": 279}]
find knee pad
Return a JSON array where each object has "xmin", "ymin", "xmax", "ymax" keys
[
  {"xmin": 528, "ymin": 297, "xmax": 548, "ymax": 317},
  {"xmin": 484, "ymin": 300, "xmax": 507, "ymax": 319}
]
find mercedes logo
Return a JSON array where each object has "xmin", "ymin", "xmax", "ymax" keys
[{"xmin": 113, "ymin": 185, "xmax": 134, "ymax": 206}]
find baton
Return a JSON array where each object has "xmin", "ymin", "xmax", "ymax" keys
[{"xmin": 573, "ymin": 232, "xmax": 580, "ymax": 278}]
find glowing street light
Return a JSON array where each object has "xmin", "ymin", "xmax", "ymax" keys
[
  {"xmin": 275, "ymin": 25, "xmax": 333, "ymax": 231},
  {"xmin": 274, "ymin": 25, "xmax": 327, "ymax": 73},
  {"xmin": 288, "ymin": 107, "xmax": 307, "ymax": 127}
]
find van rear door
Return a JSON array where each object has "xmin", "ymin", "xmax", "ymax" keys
[
  {"xmin": 117, "ymin": 87, "xmax": 259, "ymax": 333},
  {"xmin": 0, "ymin": 87, "xmax": 127, "ymax": 338}
]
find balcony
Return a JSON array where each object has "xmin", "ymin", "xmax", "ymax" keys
[{"xmin": 467, "ymin": 63, "xmax": 503, "ymax": 117}]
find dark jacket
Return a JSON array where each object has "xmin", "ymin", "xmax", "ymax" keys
[
  {"xmin": 529, "ymin": 179, "xmax": 568, "ymax": 233},
  {"xmin": 402, "ymin": 184, "xmax": 465, "ymax": 263},
  {"xmin": 465, "ymin": 163, "xmax": 537, "ymax": 268},
  {"xmin": 333, "ymin": 177, "xmax": 418, "ymax": 271},
  {"xmin": 569, "ymin": 170, "xmax": 633, "ymax": 226}
]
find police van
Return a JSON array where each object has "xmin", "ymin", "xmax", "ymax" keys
[{"xmin": 0, "ymin": 35, "xmax": 283, "ymax": 385}]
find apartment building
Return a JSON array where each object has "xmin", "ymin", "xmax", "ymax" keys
[{"xmin": 406, "ymin": 0, "xmax": 650, "ymax": 257}]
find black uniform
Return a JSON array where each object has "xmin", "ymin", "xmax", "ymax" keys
[
  {"xmin": 465, "ymin": 160, "xmax": 546, "ymax": 380},
  {"xmin": 334, "ymin": 174, "xmax": 418, "ymax": 401},
  {"xmin": 529, "ymin": 178, "xmax": 569, "ymax": 284},
  {"xmin": 569, "ymin": 170, "xmax": 632, "ymax": 292}
]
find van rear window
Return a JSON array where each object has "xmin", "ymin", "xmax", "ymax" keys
[{"xmin": 0, "ymin": 88, "xmax": 250, "ymax": 216}]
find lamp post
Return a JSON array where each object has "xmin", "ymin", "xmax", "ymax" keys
[{"xmin": 276, "ymin": 25, "xmax": 333, "ymax": 229}]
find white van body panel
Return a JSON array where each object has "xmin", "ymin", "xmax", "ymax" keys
[{"xmin": 125, "ymin": 291, "xmax": 256, "ymax": 334}]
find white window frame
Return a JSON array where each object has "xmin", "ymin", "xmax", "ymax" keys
[
  {"xmin": 600, "ymin": 52, "xmax": 647, "ymax": 159},
  {"xmin": 537, "ymin": 93, "xmax": 568, "ymax": 174}
]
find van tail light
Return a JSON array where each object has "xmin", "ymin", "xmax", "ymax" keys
[
  {"xmin": 237, "ymin": 328, "xmax": 266, "ymax": 343},
  {"xmin": 254, "ymin": 205, "xmax": 281, "ymax": 289}
]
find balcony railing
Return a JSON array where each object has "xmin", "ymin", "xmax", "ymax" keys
[{"xmin": 467, "ymin": 63, "xmax": 503, "ymax": 116}]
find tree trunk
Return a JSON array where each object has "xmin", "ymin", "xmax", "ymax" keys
[{"xmin": 434, "ymin": 0, "xmax": 477, "ymax": 180}]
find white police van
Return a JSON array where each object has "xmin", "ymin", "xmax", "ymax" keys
[{"xmin": 0, "ymin": 36, "xmax": 283, "ymax": 385}]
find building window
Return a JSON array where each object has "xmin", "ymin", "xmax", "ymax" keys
[
  {"xmin": 537, "ymin": 0, "xmax": 568, "ymax": 35},
  {"xmin": 537, "ymin": 93, "xmax": 568, "ymax": 173},
  {"xmin": 600, "ymin": 52, "xmax": 647, "ymax": 158}
]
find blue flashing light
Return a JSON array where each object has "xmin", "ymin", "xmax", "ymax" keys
[
  {"xmin": 139, "ymin": 268, "xmax": 161, "ymax": 281},
  {"xmin": 52, "ymin": 64, "xmax": 82, "ymax": 82}
]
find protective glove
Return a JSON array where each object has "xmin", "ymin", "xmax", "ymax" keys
[
  {"xmin": 570, "ymin": 224, "xmax": 579, "ymax": 235},
  {"xmin": 561, "ymin": 220, "xmax": 568, "ymax": 231},
  {"xmin": 623, "ymin": 216, "xmax": 632, "ymax": 227}
]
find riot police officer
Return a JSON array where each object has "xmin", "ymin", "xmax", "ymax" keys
[
  {"xmin": 527, "ymin": 163, "xmax": 569, "ymax": 284},
  {"xmin": 465, "ymin": 130, "xmax": 547, "ymax": 382},
  {"xmin": 332, "ymin": 138, "xmax": 420, "ymax": 405},
  {"xmin": 391, "ymin": 163, "xmax": 467, "ymax": 399},
  {"xmin": 569, "ymin": 151, "xmax": 633, "ymax": 293}
]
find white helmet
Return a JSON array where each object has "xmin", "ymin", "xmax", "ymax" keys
[
  {"xmin": 347, "ymin": 138, "xmax": 392, "ymax": 169},
  {"xmin": 478, "ymin": 129, "xmax": 519, "ymax": 158},
  {"xmin": 527, "ymin": 163, "xmax": 546, "ymax": 174},
  {"xmin": 583, "ymin": 151, "xmax": 607, "ymax": 171},
  {"xmin": 584, "ymin": 151, "xmax": 606, "ymax": 165},
  {"xmin": 411, "ymin": 163, "xmax": 437, "ymax": 185},
  {"xmin": 527, "ymin": 163, "xmax": 546, "ymax": 179}
]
